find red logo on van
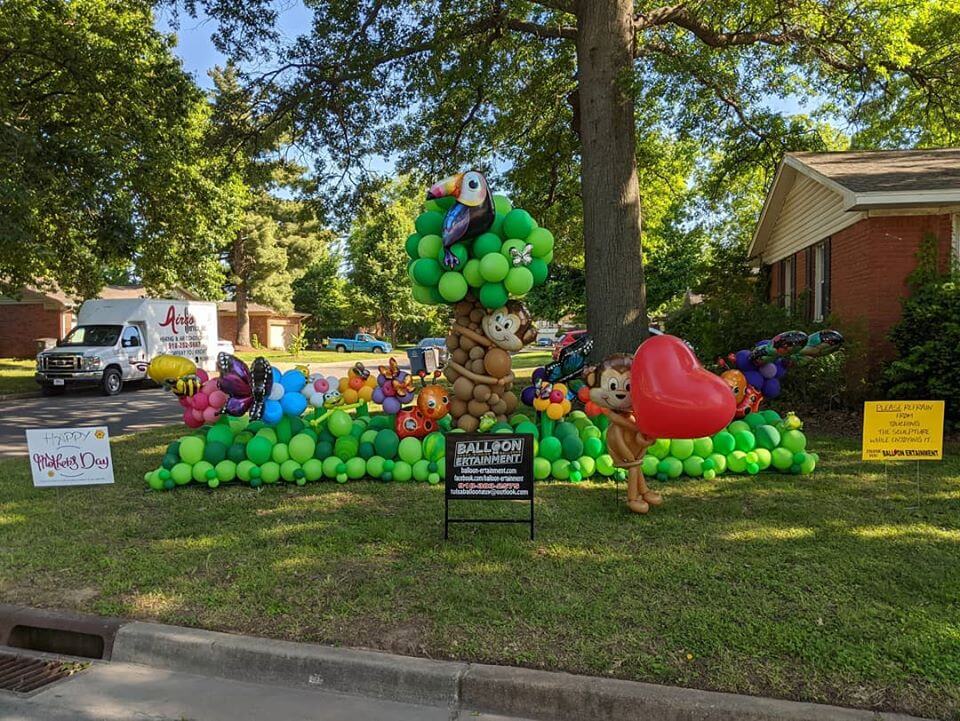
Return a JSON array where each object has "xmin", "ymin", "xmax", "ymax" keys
[{"xmin": 159, "ymin": 305, "xmax": 196, "ymax": 335}]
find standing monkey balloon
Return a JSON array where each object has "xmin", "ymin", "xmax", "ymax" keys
[{"xmin": 584, "ymin": 354, "xmax": 662, "ymax": 514}]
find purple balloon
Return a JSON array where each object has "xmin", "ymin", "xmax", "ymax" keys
[
  {"xmin": 735, "ymin": 350, "xmax": 753, "ymax": 372},
  {"xmin": 382, "ymin": 396, "xmax": 402, "ymax": 414},
  {"xmin": 774, "ymin": 359, "xmax": 787, "ymax": 379},
  {"xmin": 521, "ymin": 385, "xmax": 536, "ymax": 406},
  {"xmin": 744, "ymin": 370, "xmax": 764, "ymax": 389},
  {"xmin": 532, "ymin": 367, "xmax": 546, "ymax": 383},
  {"xmin": 762, "ymin": 378, "xmax": 781, "ymax": 398},
  {"xmin": 760, "ymin": 362, "xmax": 777, "ymax": 379},
  {"xmin": 372, "ymin": 387, "xmax": 385, "ymax": 404}
]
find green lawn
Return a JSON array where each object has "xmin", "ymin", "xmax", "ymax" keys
[
  {"xmin": 0, "ymin": 358, "xmax": 37, "ymax": 394},
  {"xmin": 1, "ymin": 426, "xmax": 958, "ymax": 718}
]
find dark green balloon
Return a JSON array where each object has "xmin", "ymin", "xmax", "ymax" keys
[{"xmin": 203, "ymin": 441, "xmax": 227, "ymax": 465}]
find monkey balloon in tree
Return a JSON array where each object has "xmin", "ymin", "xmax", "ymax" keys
[{"xmin": 585, "ymin": 354, "xmax": 662, "ymax": 514}]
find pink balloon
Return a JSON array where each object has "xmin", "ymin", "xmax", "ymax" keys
[
  {"xmin": 192, "ymin": 391, "xmax": 209, "ymax": 410},
  {"xmin": 314, "ymin": 378, "xmax": 330, "ymax": 393},
  {"xmin": 202, "ymin": 379, "xmax": 219, "ymax": 394},
  {"xmin": 191, "ymin": 407, "xmax": 205, "ymax": 422},
  {"xmin": 202, "ymin": 406, "xmax": 219, "ymax": 424},
  {"xmin": 195, "ymin": 368, "xmax": 209, "ymax": 383},
  {"xmin": 183, "ymin": 409, "xmax": 204, "ymax": 428},
  {"xmin": 208, "ymin": 390, "xmax": 227, "ymax": 409},
  {"xmin": 178, "ymin": 396, "xmax": 191, "ymax": 408}
]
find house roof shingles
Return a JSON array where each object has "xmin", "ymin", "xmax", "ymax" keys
[{"xmin": 789, "ymin": 148, "xmax": 960, "ymax": 194}]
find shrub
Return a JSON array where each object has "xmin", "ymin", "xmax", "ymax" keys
[
  {"xmin": 883, "ymin": 238, "xmax": 960, "ymax": 420},
  {"xmin": 286, "ymin": 329, "xmax": 308, "ymax": 358},
  {"xmin": 251, "ymin": 334, "xmax": 264, "ymax": 351}
]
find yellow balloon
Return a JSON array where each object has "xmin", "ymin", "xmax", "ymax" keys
[
  {"xmin": 365, "ymin": 376, "xmax": 378, "ymax": 388},
  {"xmin": 343, "ymin": 388, "xmax": 359, "ymax": 404},
  {"xmin": 359, "ymin": 386, "xmax": 374, "ymax": 402},
  {"xmin": 560, "ymin": 399, "xmax": 572, "ymax": 414},
  {"xmin": 147, "ymin": 354, "xmax": 196, "ymax": 385},
  {"xmin": 533, "ymin": 398, "xmax": 549, "ymax": 412},
  {"xmin": 338, "ymin": 377, "xmax": 350, "ymax": 392},
  {"xmin": 546, "ymin": 404, "xmax": 564, "ymax": 420},
  {"xmin": 554, "ymin": 383, "xmax": 568, "ymax": 395}
]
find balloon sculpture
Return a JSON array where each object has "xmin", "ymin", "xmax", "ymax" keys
[{"xmin": 717, "ymin": 329, "xmax": 844, "ymax": 418}]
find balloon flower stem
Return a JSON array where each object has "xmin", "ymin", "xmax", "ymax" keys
[{"xmin": 541, "ymin": 415, "xmax": 555, "ymax": 440}]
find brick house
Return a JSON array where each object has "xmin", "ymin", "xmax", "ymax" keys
[
  {"xmin": 0, "ymin": 285, "xmax": 199, "ymax": 359},
  {"xmin": 217, "ymin": 302, "xmax": 310, "ymax": 350},
  {"xmin": 749, "ymin": 149, "xmax": 960, "ymax": 361}
]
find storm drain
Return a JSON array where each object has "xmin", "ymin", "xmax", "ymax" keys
[{"xmin": 0, "ymin": 652, "xmax": 79, "ymax": 693}]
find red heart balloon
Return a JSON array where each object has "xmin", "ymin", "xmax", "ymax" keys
[{"xmin": 630, "ymin": 335, "xmax": 735, "ymax": 439}]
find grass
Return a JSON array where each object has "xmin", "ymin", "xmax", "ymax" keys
[
  {"xmin": 0, "ymin": 358, "xmax": 37, "ymax": 394},
  {"xmin": 2, "ymin": 426, "xmax": 958, "ymax": 718}
]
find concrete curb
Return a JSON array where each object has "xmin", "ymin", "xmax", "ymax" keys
[
  {"xmin": 108, "ymin": 621, "xmax": 926, "ymax": 721},
  {"xmin": 0, "ymin": 390, "xmax": 40, "ymax": 401}
]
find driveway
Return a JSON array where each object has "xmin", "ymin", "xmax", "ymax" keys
[{"xmin": 0, "ymin": 360, "xmax": 413, "ymax": 459}]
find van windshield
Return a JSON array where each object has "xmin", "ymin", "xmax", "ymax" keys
[{"xmin": 61, "ymin": 325, "xmax": 121, "ymax": 347}]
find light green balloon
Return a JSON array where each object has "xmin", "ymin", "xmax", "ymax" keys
[
  {"xmin": 728, "ymin": 420, "xmax": 751, "ymax": 435},
  {"xmin": 462, "ymin": 259, "xmax": 484, "ymax": 287},
  {"xmin": 683, "ymin": 455, "xmax": 705, "ymax": 477},
  {"xmin": 417, "ymin": 234, "xmax": 443, "ymax": 259},
  {"xmin": 256, "ymin": 427, "xmax": 277, "ymax": 443},
  {"xmin": 551, "ymin": 459, "xmax": 571, "ymax": 480},
  {"xmin": 708, "ymin": 453, "xmax": 727, "ymax": 474},
  {"xmin": 412, "ymin": 459, "xmax": 431, "ymax": 482},
  {"xmin": 302, "ymin": 458, "xmax": 323, "ymax": 481},
  {"xmin": 479, "ymin": 252, "xmax": 510, "ymax": 282},
  {"xmin": 237, "ymin": 460, "xmax": 256, "ymax": 482},
  {"xmin": 780, "ymin": 429, "xmax": 807, "ymax": 453},
  {"xmin": 647, "ymin": 438, "xmax": 671, "ymax": 459},
  {"xmin": 398, "ymin": 436, "xmax": 423, "ymax": 464},
  {"xmin": 670, "ymin": 438, "xmax": 695, "ymax": 461},
  {"xmin": 659, "ymin": 457, "xmax": 683, "ymax": 479},
  {"xmin": 366, "ymin": 455, "xmax": 386, "ymax": 478},
  {"xmin": 322, "ymin": 456, "xmax": 341, "ymax": 479},
  {"xmin": 798, "ymin": 452, "xmax": 817, "ymax": 474},
  {"xmin": 641, "ymin": 454, "xmax": 659, "ymax": 476},
  {"xmin": 289, "ymin": 433, "xmax": 316, "ymax": 463},
  {"xmin": 215, "ymin": 460, "xmax": 237, "ymax": 482},
  {"xmin": 260, "ymin": 461, "xmax": 280, "ymax": 484},
  {"xmin": 179, "ymin": 436, "xmax": 204, "ymax": 464},
  {"xmin": 493, "ymin": 194, "xmax": 512, "ymax": 215},
  {"xmin": 346, "ymin": 457, "xmax": 366, "ymax": 479},
  {"xmin": 504, "ymin": 266, "xmax": 534, "ymax": 296},
  {"xmin": 527, "ymin": 227, "xmax": 554, "ymax": 257},
  {"xmin": 191, "ymin": 461, "xmax": 214, "ymax": 483},
  {"xmin": 727, "ymin": 451, "xmax": 747, "ymax": 473},
  {"xmin": 578, "ymin": 455, "xmax": 596, "ymax": 478},
  {"xmin": 533, "ymin": 457, "xmax": 551, "ymax": 480},
  {"xmin": 328, "ymin": 410, "xmax": 353, "ymax": 438},
  {"xmin": 754, "ymin": 447, "xmax": 772, "ymax": 470},
  {"xmin": 271, "ymin": 442, "xmax": 290, "ymax": 464},
  {"xmin": 596, "ymin": 454, "xmax": 616, "ymax": 476},
  {"xmin": 438, "ymin": 272, "xmax": 468, "ymax": 302},
  {"xmin": 280, "ymin": 459, "xmax": 301, "ymax": 482},
  {"xmin": 392, "ymin": 460, "xmax": 413, "ymax": 482},
  {"xmin": 692, "ymin": 437, "xmax": 713, "ymax": 458},
  {"xmin": 171, "ymin": 462, "xmax": 193, "ymax": 486}
]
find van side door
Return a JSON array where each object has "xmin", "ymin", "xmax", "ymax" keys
[{"xmin": 121, "ymin": 325, "xmax": 146, "ymax": 378}]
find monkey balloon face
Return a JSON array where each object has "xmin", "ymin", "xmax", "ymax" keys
[
  {"xmin": 584, "ymin": 354, "xmax": 634, "ymax": 413},
  {"xmin": 481, "ymin": 302, "xmax": 536, "ymax": 351}
]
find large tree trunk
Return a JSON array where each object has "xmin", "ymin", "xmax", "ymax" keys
[
  {"xmin": 575, "ymin": 0, "xmax": 648, "ymax": 361},
  {"xmin": 235, "ymin": 281, "xmax": 251, "ymax": 347}
]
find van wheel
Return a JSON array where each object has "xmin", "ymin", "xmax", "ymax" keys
[
  {"xmin": 101, "ymin": 368, "xmax": 123, "ymax": 396},
  {"xmin": 336, "ymin": 345, "xmax": 346, "ymax": 353}
]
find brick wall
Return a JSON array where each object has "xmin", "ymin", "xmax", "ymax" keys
[{"xmin": 0, "ymin": 303, "xmax": 66, "ymax": 358}]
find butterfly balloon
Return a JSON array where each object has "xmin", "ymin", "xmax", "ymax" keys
[
  {"xmin": 217, "ymin": 353, "xmax": 274, "ymax": 420},
  {"xmin": 509, "ymin": 243, "xmax": 533, "ymax": 267},
  {"xmin": 544, "ymin": 333, "xmax": 594, "ymax": 383}
]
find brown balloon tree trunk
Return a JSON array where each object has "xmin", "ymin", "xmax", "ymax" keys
[
  {"xmin": 444, "ymin": 297, "xmax": 520, "ymax": 432},
  {"xmin": 575, "ymin": 0, "xmax": 649, "ymax": 361}
]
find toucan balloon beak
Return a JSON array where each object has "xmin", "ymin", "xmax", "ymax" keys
[{"xmin": 427, "ymin": 174, "xmax": 461, "ymax": 200}]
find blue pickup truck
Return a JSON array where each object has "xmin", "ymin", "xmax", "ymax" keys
[{"xmin": 324, "ymin": 333, "xmax": 392, "ymax": 354}]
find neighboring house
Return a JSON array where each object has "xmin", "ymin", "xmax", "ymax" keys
[
  {"xmin": 749, "ymin": 149, "xmax": 960, "ymax": 361},
  {"xmin": 0, "ymin": 284, "xmax": 199, "ymax": 358},
  {"xmin": 217, "ymin": 302, "xmax": 310, "ymax": 350}
]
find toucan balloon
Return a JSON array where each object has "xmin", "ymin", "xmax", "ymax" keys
[{"xmin": 426, "ymin": 170, "xmax": 495, "ymax": 268}]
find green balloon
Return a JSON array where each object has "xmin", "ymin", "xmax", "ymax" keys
[
  {"xmin": 553, "ymin": 422, "xmax": 576, "ymax": 439},
  {"xmin": 422, "ymin": 431, "xmax": 445, "ymax": 462},
  {"xmin": 754, "ymin": 447, "xmax": 772, "ymax": 470},
  {"xmin": 683, "ymin": 455, "xmax": 705, "ymax": 477},
  {"xmin": 374, "ymin": 429, "xmax": 400, "ymax": 458},
  {"xmin": 328, "ymin": 410, "xmax": 353, "ymax": 438},
  {"xmin": 761, "ymin": 409, "xmax": 783, "ymax": 425},
  {"xmin": 539, "ymin": 436, "xmax": 562, "ymax": 461},
  {"xmin": 366, "ymin": 456, "xmax": 385, "ymax": 478},
  {"xmin": 146, "ymin": 471, "xmax": 163, "ymax": 491},
  {"xmin": 579, "ymin": 424, "xmax": 601, "ymax": 441},
  {"xmin": 479, "ymin": 252, "xmax": 509, "ymax": 282},
  {"xmin": 462, "ymin": 259, "xmax": 484, "ymax": 288},
  {"xmin": 670, "ymin": 438, "xmax": 694, "ymax": 461},
  {"xmin": 528, "ymin": 258, "xmax": 549, "ymax": 286},
  {"xmin": 245, "ymin": 436, "xmax": 273, "ymax": 465},
  {"xmin": 490, "ymin": 213, "xmax": 506, "ymax": 239},
  {"xmin": 708, "ymin": 453, "xmax": 727, "ymax": 474},
  {"xmin": 171, "ymin": 462, "xmax": 193, "ymax": 485},
  {"xmin": 493, "ymin": 194, "xmax": 512, "ymax": 215},
  {"xmin": 504, "ymin": 266, "xmax": 534, "ymax": 296},
  {"xmin": 727, "ymin": 420, "xmax": 751, "ymax": 435},
  {"xmin": 780, "ymin": 429, "xmax": 807, "ymax": 453},
  {"xmin": 203, "ymin": 441, "xmax": 227, "ymax": 465},
  {"xmin": 578, "ymin": 455, "xmax": 596, "ymax": 478},
  {"xmin": 271, "ymin": 442, "xmax": 289, "ymax": 464},
  {"xmin": 302, "ymin": 458, "xmax": 323, "ymax": 481},
  {"xmin": 412, "ymin": 459, "xmax": 431, "ymax": 482},
  {"xmin": 346, "ymin": 457, "xmax": 366, "ymax": 479},
  {"xmin": 405, "ymin": 233, "xmax": 421, "ymax": 259},
  {"xmin": 417, "ymin": 234, "xmax": 443, "ymax": 260},
  {"xmin": 260, "ymin": 461, "xmax": 280, "ymax": 484},
  {"xmin": 256, "ymin": 427, "xmax": 277, "ymax": 444},
  {"xmin": 472, "ymin": 233, "xmax": 502, "ymax": 258},
  {"xmin": 727, "ymin": 451, "xmax": 747, "ymax": 473},
  {"xmin": 358, "ymin": 441, "xmax": 375, "ymax": 459},
  {"xmin": 438, "ymin": 272, "xmax": 468, "ymax": 302},
  {"xmin": 798, "ymin": 452, "xmax": 817, "ymax": 474},
  {"xmin": 754, "ymin": 425, "xmax": 781, "ymax": 450},
  {"xmin": 392, "ymin": 460, "xmax": 413, "ymax": 482},
  {"xmin": 533, "ymin": 457, "xmax": 551, "ymax": 480},
  {"xmin": 275, "ymin": 416, "xmax": 293, "ymax": 443},
  {"xmin": 771, "ymin": 447, "xmax": 793, "ymax": 471},
  {"xmin": 583, "ymin": 436, "xmax": 604, "ymax": 459},
  {"xmin": 179, "ymin": 436, "xmax": 204, "ymax": 465},
  {"xmin": 398, "ymin": 436, "xmax": 423, "ymax": 464},
  {"xmin": 552, "ymin": 459, "xmax": 571, "ymax": 480},
  {"xmin": 415, "ymin": 211, "xmax": 444, "ymax": 237},
  {"xmin": 692, "ymin": 437, "xmax": 713, "ymax": 458},
  {"xmin": 526, "ymin": 227, "xmax": 554, "ymax": 257},
  {"xmin": 503, "ymin": 209, "xmax": 535, "ymax": 239},
  {"xmin": 227, "ymin": 443, "xmax": 247, "ymax": 464},
  {"xmin": 660, "ymin": 457, "xmax": 683, "ymax": 479},
  {"xmin": 191, "ymin": 461, "xmax": 214, "ymax": 483},
  {"xmin": 215, "ymin": 460, "xmax": 237, "ymax": 482},
  {"xmin": 438, "ymin": 243, "xmax": 468, "ymax": 270},
  {"xmin": 236, "ymin": 460, "xmax": 255, "ymax": 481},
  {"xmin": 733, "ymin": 430, "xmax": 756, "ymax": 452},
  {"xmin": 206, "ymin": 424, "xmax": 234, "ymax": 447},
  {"xmin": 288, "ymin": 433, "xmax": 316, "ymax": 463},
  {"xmin": 561, "ymin": 435, "xmax": 584, "ymax": 461},
  {"xmin": 744, "ymin": 412, "xmax": 766, "ymax": 429},
  {"xmin": 425, "ymin": 196, "xmax": 454, "ymax": 213},
  {"xmin": 641, "ymin": 454, "xmax": 659, "ymax": 476},
  {"xmin": 478, "ymin": 282, "xmax": 508, "ymax": 309},
  {"xmin": 411, "ymin": 284, "xmax": 433, "ymax": 304},
  {"xmin": 515, "ymin": 421, "xmax": 539, "ymax": 439},
  {"xmin": 712, "ymin": 431, "xmax": 735, "ymax": 455},
  {"xmin": 314, "ymin": 440, "xmax": 333, "ymax": 460},
  {"xmin": 412, "ymin": 258, "xmax": 443, "ymax": 286},
  {"xmin": 647, "ymin": 438, "xmax": 671, "ymax": 459},
  {"xmin": 322, "ymin": 456, "xmax": 341, "ymax": 479},
  {"xmin": 596, "ymin": 454, "xmax": 616, "ymax": 476},
  {"xmin": 334, "ymin": 436, "xmax": 359, "ymax": 461}
]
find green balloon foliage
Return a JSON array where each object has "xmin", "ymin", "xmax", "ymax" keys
[
  {"xmin": 415, "ymin": 212, "xmax": 444, "ymax": 237},
  {"xmin": 478, "ymin": 282, "xmax": 508, "ymax": 309},
  {"xmin": 503, "ymin": 209, "xmax": 534, "ymax": 239}
]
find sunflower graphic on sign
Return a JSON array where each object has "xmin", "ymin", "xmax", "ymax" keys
[{"xmin": 95, "ymin": 430, "xmax": 105, "ymax": 439}]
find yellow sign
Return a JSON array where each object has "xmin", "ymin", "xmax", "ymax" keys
[{"xmin": 862, "ymin": 401, "xmax": 944, "ymax": 461}]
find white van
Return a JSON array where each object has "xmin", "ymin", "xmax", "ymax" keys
[{"xmin": 36, "ymin": 299, "xmax": 220, "ymax": 396}]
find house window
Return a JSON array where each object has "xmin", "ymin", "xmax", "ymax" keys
[
  {"xmin": 782, "ymin": 256, "xmax": 795, "ymax": 312},
  {"xmin": 952, "ymin": 213, "xmax": 960, "ymax": 263},
  {"xmin": 812, "ymin": 241, "xmax": 830, "ymax": 321}
]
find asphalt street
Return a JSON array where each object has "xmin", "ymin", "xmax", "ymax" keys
[
  {"xmin": 0, "ymin": 660, "xmax": 528, "ymax": 721},
  {"xmin": 0, "ymin": 359, "xmax": 412, "ymax": 459}
]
